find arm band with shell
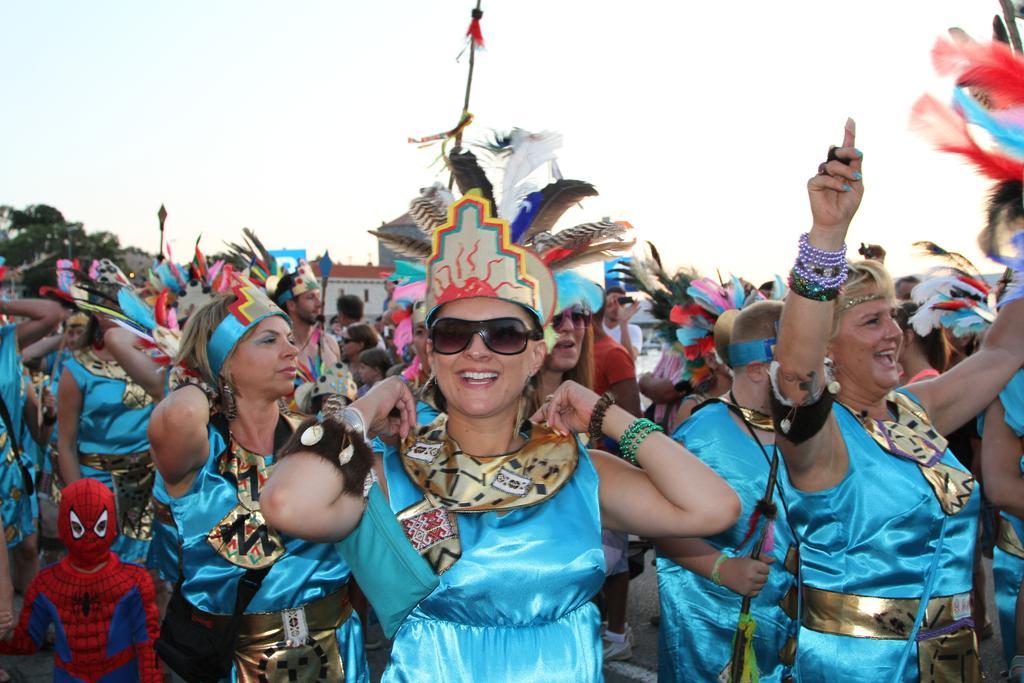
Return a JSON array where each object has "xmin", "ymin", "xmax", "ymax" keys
[{"xmin": 277, "ymin": 406, "xmax": 376, "ymax": 498}]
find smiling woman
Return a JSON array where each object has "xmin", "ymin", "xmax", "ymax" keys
[
  {"xmin": 261, "ymin": 194, "xmax": 740, "ymax": 682},
  {"xmin": 769, "ymin": 120, "xmax": 1024, "ymax": 683}
]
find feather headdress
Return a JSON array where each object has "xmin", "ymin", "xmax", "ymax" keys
[
  {"xmin": 375, "ymin": 127, "xmax": 634, "ymax": 322},
  {"xmin": 909, "ymin": 241, "xmax": 996, "ymax": 337},
  {"xmin": 913, "ymin": 37, "xmax": 1024, "ymax": 265}
]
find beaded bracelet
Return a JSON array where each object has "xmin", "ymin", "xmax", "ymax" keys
[
  {"xmin": 588, "ymin": 392, "xmax": 616, "ymax": 445},
  {"xmin": 711, "ymin": 552, "xmax": 731, "ymax": 585},
  {"xmin": 789, "ymin": 233, "xmax": 849, "ymax": 301},
  {"xmin": 619, "ymin": 418, "xmax": 663, "ymax": 465}
]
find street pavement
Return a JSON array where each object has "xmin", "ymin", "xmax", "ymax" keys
[{"xmin": 0, "ymin": 551, "xmax": 1008, "ymax": 681}]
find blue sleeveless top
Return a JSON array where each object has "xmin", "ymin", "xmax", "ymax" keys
[
  {"xmin": 168, "ymin": 421, "xmax": 351, "ymax": 614},
  {"xmin": 379, "ymin": 438, "xmax": 606, "ymax": 682},
  {"xmin": 659, "ymin": 401, "xmax": 797, "ymax": 682},
  {"xmin": 63, "ymin": 349, "xmax": 152, "ymax": 454},
  {"xmin": 787, "ymin": 390, "xmax": 979, "ymax": 682}
]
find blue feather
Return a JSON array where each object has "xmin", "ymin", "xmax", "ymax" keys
[
  {"xmin": 510, "ymin": 191, "xmax": 543, "ymax": 243},
  {"xmin": 554, "ymin": 271, "xmax": 603, "ymax": 314},
  {"xmin": 117, "ymin": 288, "xmax": 157, "ymax": 331},
  {"xmin": 953, "ymin": 88, "xmax": 1024, "ymax": 160}
]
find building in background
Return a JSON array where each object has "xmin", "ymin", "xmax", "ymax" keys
[
  {"xmin": 313, "ymin": 262, "xmax": 394, "ymax": 320},
  {"xmin": 374, "ymin": 212, "xmax": 422, "ymax": 268}
]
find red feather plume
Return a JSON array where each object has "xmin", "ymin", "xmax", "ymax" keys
[
  {"xmin": 910, "ymin": 94, "xmax": 1023, "ymax": 182},
  {"xmin": 933, "ymin": 37, "xmax": 1024, "ymax": 108}
]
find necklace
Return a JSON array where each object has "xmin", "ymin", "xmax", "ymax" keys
[{"xmin": 726, "ymin": 392, "xmax": 774, "ymax": 432}]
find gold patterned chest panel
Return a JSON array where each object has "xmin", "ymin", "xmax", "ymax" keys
[
  {"xmin": 843, "ymin": 392, "xmax": 975, "ymax": 516},
  {"xmin": 400, "ymin": 414, "xmax": 579, "ymax": 512},
  {"xmin": 396, "ymin": 415, "xmax": 579, "ymax": 575},
  {"xmin": 73, "ymin": 349, "xmax": 153, "ymax": 410},
  {"xmin": 206, "ymin": 438, "xmax": 286, "ymax": 569}
]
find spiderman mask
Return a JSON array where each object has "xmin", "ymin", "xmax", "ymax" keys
[{"xmin": 59, "ymin": 478, "xmax": 117, "ymax": 570}]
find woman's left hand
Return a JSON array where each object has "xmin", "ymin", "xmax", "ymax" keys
[{"xmin": 529, "ymin": 380, "xmax": 599, "ymax": 436}]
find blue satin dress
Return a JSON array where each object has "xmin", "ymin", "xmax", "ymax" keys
[
  {"xmin": 167, "ymin": 422, "xmax": 368, "ymax": 682},
  {"xmin": 378, "ymin": 440, "xmax": 606, "ymax": 682},
  {"xmin": 989, "ymin": 370, "xmax": 1024, "ymax": 667},
  {"xmin": 788, "ymin": 390, "xmax": 980, "ymax": 682},
  {"xmin": 0, "ymin": 325, "xmax": 36, "ymax": 548},
  {"xmin": 659, "ymin": 402, "xmax": 797, "ymax": 682},
  {"xmin": 63, "ymin": 349, "xmax": 155, "ymax": 564}
]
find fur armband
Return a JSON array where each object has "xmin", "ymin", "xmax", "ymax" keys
[{"xmin": 278, "ymin": 413, "xmax": 375, "ymax": 497}]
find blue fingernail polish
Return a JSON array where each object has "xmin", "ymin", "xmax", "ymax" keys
[
  {"xmin": 852, "ymin": 172, "xmax": 862, "ymax": 180},
  {"xmin": 855, "ymin": 148, "xmax": 863, "ymax": 158},
  {"xmin": 842, "ymin": 184, "xmax": 852, "ymax": 192}
]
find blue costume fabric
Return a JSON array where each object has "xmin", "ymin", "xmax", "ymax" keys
[
  {"xmin": 376, "ymin": 437, "xmax": 606, "ymax": 683},
  {"xmin": 659, "ymin": 401, "xmax": 797, "ymax": 682},
  {"xmin": 166, "ymin": 418, "xmax": 368, "ymax": 682},
  {"xmin": 989, "ymin": 369, "xmax": 1024, "ymax": 667},
  {"xmin": 0, "ymin": 324, "xmax": 37, "ymax": 548},
  {"xmin": 787, "ymin": 390, "xmax": 980, "ymax": 682},
  {"xmin": 63, "ymin": 349, "xmax": 155, "ymax": 565}
]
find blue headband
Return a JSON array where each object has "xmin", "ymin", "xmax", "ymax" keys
[
  {"xmin": 728, "ymin": 337, "xmax": 776, "ymax": 367},
  {"xmin": 207, "ymin": 278, "xmax": 290, "ymax": 376}
]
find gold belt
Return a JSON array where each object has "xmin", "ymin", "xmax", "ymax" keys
[
  {"xmin": 997, "ymin": 517, "xmax": 1024, "ymax": 560},
  {"xmin": 194, "ymin": 585, "xmax": 352, "ymax": 634},
  {"xmin": 193, "ymin": 586, "xmax": 353, "ymax": 683},
  {"xmin": 802, "ymin": 586, "xmax": 970, "ymax": 640},
  {"xmin": 79, "ymin": 451, "xmax": 151, "ymax": 472}
]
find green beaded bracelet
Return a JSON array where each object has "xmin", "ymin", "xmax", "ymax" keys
[{"xmin": 619, "ymin": 418, "xmax": 663, "ymax": 465}]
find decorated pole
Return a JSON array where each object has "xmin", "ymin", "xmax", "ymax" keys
[
  {"xmin": 157, "ymin": 204, "xmax": 168, "ymax": 262},
  {"xmin": 728, "ymin": 448, "xmax": 782, "ymax": 683},
  {"xmin": 448, "ymin": 0, "xmax": 485, "ymax": 188}
]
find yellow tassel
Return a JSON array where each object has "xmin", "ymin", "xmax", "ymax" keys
[{"xmin": 734, "ymin": 614, "xmax": 760, "ymax": 683}]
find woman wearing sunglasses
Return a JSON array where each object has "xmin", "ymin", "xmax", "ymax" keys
[
  {"xmin": 263, "ymin": 195, "xmax": 739, "ymax": 681},
  {"xmin": 535, "ymin": 272, "xmax": 600, "ymax": 407}
]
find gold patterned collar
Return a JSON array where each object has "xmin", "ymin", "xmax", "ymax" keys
[
  {"xmin": 400, "ymin": 414, "xmax": 579, "ymax": 512},
  {"xmin": 841, "ymin": 391, "xmax": 974, "ymax": 516},
  {"xmin": 842, "ymin": 391, "xmax": 948, "ymax": 467}
]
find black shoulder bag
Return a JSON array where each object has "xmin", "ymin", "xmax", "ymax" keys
[{"xmin": 156, "ymin": 566, "xmax": 269, "ymax": 683}]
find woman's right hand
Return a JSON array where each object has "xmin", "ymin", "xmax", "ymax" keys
[
  {"xmin": 807, "ymin": 118, "xmax": 864, "ymax": 239},
  {"xmin": 348, "ymin": 376, "xmax": 416, "ymax": 439},
  {"xmin": 718, "ymin": 554, "xmax": 774, "ymax": 597}
]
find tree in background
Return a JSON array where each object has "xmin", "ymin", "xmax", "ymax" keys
[{"xmin": 0, "ymin": 205, "xmax": 126, "ymax": 293}]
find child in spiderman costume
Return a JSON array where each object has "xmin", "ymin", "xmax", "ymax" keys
[{"xmin": 0, "ymin": 478, "xmax": 160, "ymax": 682}]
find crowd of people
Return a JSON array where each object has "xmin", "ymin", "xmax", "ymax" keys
[{"xmin": 1, "ymin": 33, "xmax": 1024, "ymax": 683}]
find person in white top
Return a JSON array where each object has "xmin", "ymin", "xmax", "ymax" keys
[{"xmin": 602, "ymin": 287, "xmax": 643, "ymax": 362}]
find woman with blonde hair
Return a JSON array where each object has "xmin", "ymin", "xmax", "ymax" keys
[
  {"xmin": 771, "ymin": 119, "xmax": 1024, "ymax": 681},
  {"xmin": 147, "ymin": 276, "xmax": 368, "ymax": 682}
]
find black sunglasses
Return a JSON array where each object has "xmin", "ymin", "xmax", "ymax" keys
[
  {"xmin": 430, "ymin": 317, "xmax": 544, "ymax": 355},
  {"xmin": 551, "ymin": 307, "xmax": 592, "ymax": 330}
]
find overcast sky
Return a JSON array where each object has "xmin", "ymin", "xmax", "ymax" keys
[{"xmin": 0, "ymin": 1, "xmax": 1008, "ymax": 282}]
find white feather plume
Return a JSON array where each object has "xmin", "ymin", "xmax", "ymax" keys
[{"xmin": 494, "ymin": 129, "xmax": 563, "ymax": 221}]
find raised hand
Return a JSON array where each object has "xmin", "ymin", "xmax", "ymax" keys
[
  {"xmin": 529, "ymin": 380, "xmax": 600, "ymax": 436},
  {"xmin": 808, "ymin": 118, "xmax": 863, "ymax": 237}
]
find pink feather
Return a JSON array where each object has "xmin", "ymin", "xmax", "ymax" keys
[{"xmin": 910, "ymin": 94, "xmax": 1023, "ymax": 181}]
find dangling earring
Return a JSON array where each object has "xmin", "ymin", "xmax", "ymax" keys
[
  {"xmin": 824, "ymin": 357, "xmax": 841, "ymax": 395},
  {"xmin": 221, "ymin": 381, "xmax": 239, "ymax": 421}
]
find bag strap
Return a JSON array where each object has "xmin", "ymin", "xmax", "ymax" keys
[{"xmin": 0, "ymin": 392, "xmax": 23, "ymax": 458}]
